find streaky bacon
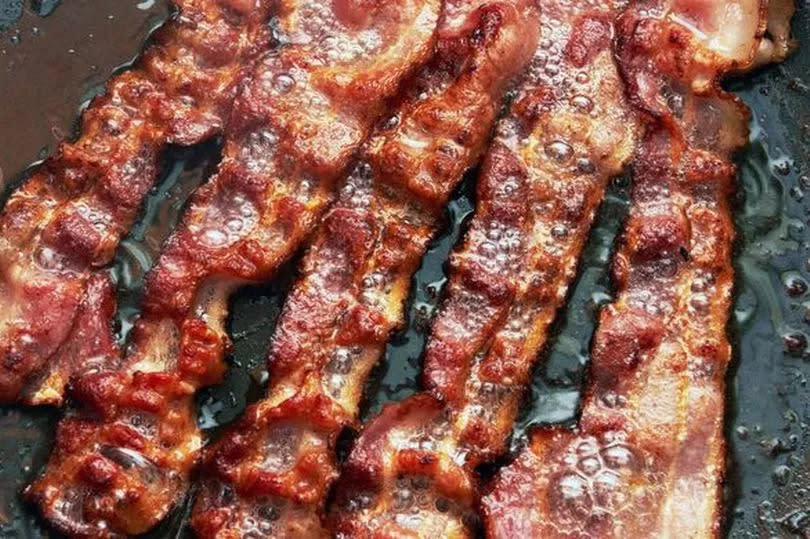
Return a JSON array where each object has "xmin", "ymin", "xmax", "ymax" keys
[
  {"xmin": 190, "ymin": 2, "xmax": 540, "ymax": 536},
  {"xmin": 483, "ymin": 1, "xmax": 795, "ymax": 537},
  {"xmin": 329, "ymin": 0, "xmax": 638, "ymax": 536},
  {"xmin": 24, "ymin": 1, "xmax": 442, "ymax": 536},
  {"xmin": 0, "ymin": 0, "xmax": 277, "ymax": 406}
]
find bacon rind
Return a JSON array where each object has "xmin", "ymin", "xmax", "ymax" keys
[
  {"xmin": 0, "ymin": 0, "xmax": 277, "ymax": 406},
  {"xmin": 329, "ymin": 1, "xmax": 638, "ymax": 536},
  {"xmin": 483, "ymin": 1, "xmax": 796, "ymax": 537},
  {"xmin": 191, "ymin": 3, "xmax": 540, "ymax": 536},
  {"xmin": 24, "ymin": 2, "xmax": 442, "ymax": 536}
]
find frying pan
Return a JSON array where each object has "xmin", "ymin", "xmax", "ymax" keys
[{"xmin": 0, "ymin": 1, "xmax": 808, "ymax": 537}]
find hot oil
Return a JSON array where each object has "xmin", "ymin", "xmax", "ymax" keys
[
  {"xmin": 359, "ymin": 172, "xmax": 477, "ymax": 420},
  {"xmin": 0, "ymin": 1, "xmax": 23, "ymax": 33},
  {"xmin": 0, "ymin": 4, "xmax": 809, "ymax": 539},
  {"xmin": 512, "ymin": 175, "xmax": 630, "ymax": 433},
  {"xmin": 0, "ymin": 0, "xmax": 62, "ymax": 31},
  {"xmin": 111, "ymin": 139, "xmax": 223, "ymax": 345},
  {"xmin": 0, "ymin": 0, "xmax": 169, "ymax": 191},
  {"xmin": 725, "ymin": 23, "xmax": 810, "ymax": 534}
]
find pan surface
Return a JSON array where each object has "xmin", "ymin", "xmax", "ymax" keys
[{"xmin": 0, "ymin": 1, "xmax": 808, "ymax": 537}]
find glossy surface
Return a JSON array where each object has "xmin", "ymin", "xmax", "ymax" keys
[
  {"xmin": 0, "ymin": 0, "xmax": 276, "ymax": 406},
  {"xmin": 0, "ymin": 2, "xmax": 808, "ymax": 538},
  {"xmin": 23, "ymin": 0, "xmax": 442, "ymax": 536},
  {"xmin": 484, "ymin": 1, "xmax": 794, "ymax": 537},
  {"xmin": 192, "ymin": 2, "xmax": 539, "ymax": 536},
  {"xmin": 332, "ymin": 1, "xmax": 637, "ymax": 536}
]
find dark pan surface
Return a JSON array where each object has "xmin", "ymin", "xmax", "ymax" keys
[{"xmin": 0, "ymin": 2, "xmax": 808, "ymax": 537}]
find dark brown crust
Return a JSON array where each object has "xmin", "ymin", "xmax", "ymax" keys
[
  {"xmin": 24, "ymin": 1, "xmax": 443, "ymax": 537},
  {"xmin": 483, "ymin": 1, "xmax": 784, "ymax": 537},
  {"xmin": 191, "ymin": 3, "xmax": 540, "ymax": 536},
  {"xmin": 0, "ymin": 0, "xmax": 277, "ymax": 406},
  {"xmin": 330, "ymin": 1, "xmax": 637, "ymax": 536}
]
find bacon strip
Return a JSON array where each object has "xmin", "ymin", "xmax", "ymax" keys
[
  {"xmin": 329, "ymin": 1, "xmax": 638, "ymax": 536},
  {"xmin": 0, "ymin": 0, "xmax": 277, "ymax": 406},
  {"xmin": 190, "ymin": 2, "xmax": 540, "ymax": 536},
  {"xmin": 483, "ymin": 1, "xmax": 796, "ymax": 537},
  {"xmin": 24, "ymin": 2, "xmax": 441, "ymax": 536}
]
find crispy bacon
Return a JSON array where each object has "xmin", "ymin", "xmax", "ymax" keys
[
  {"xmin": 0, "ymin": 0, "xmax": 278, "ymax": 406},
  {"xmin": 483, "ymin": 1, "xmax": 795, "ymax": 537},
  {"xmin": 190, "ymin": 2, "xmax": 540, "ymax": 536},
  {"xmin": 24, "ymin": 1, "xmax": 442, "ymax": 536},
  {"xmin": 330, "ymin": 1, "xmax": 637, "ymax": 536}
]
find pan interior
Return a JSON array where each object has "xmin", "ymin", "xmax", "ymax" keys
[{"xmin": 0, "ymin": 3, "xmax": 808, "ymax": 537}]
